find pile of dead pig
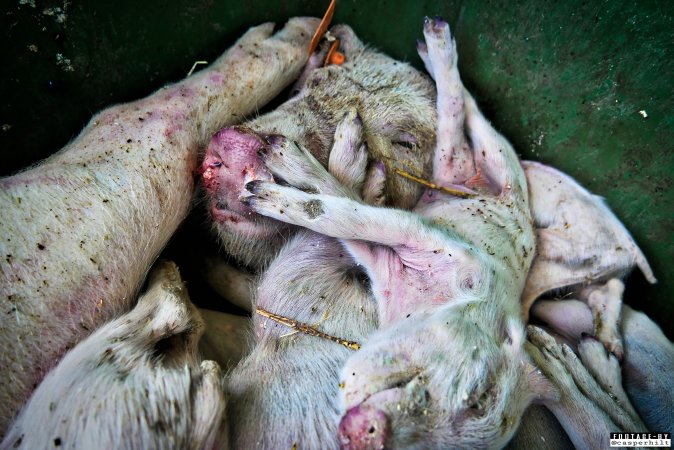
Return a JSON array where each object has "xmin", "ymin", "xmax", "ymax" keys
[{"xmin": 1, "ymin": 16, "xmax": 671, "ymax": 450}]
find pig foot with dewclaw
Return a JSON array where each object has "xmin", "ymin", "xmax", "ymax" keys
[
  {"xmin": 245, "ymin": 17, "xmax": 538, "ymax": 449},
  {"xmin": 1, "ymin": 261, "xmax": 227, "ymax": 450},
  {"xmin": 530, "ymin": 292, "xmax": 674, "ymax": 435},
  {"xmin": 525, "ymin": 325, "xmax": 648, "ymax": 450}
]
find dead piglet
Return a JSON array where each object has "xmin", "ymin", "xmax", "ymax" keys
[
  {"xmin": 243, "ymin": 18, "xmax": 538, "ymax": 448},
  {"xmin": 201, "ymin": 24, "xmax": 437, "ymax": 270},
  {"xmin": 521, "ymin": 160, "xmax": 656, "ymax": 357},
  {"xmin": 202, "ymin": 24, "xmax": 438, "ymax": 448},
  {"xmin": 225, "ymin": 112, "xmax": 385, "ymax": 450},
  {"xmin": 1, "ymin": 261, "xmax": 227, "ymax": 450},
  {"xmin": 0, "ymin": 17, "xmax": 318, "ymax": 434}
]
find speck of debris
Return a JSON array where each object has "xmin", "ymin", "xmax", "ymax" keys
[
  {"xmin": 27, "ymin": 44, "xmax": 38, "ymax": 52},
  {"xmin": 37, "ymin": 243, "xmax": 45, "ymax": 250},
  {"xmin": 55, "ymin": 53, "xmax": 74, "ymax": 72},
  {"xmin": 639, "ymin": 110, "xmax": 648, "ymax": 118},
  {"xmin": 2, "ymin": 124, "xmax": 12, "ymax": 132},
  {"xmin": 303, "ymin": 199, "xmax": 324, "ymax": 219}
]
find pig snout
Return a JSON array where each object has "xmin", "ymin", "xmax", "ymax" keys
[
  {"xmin": 339, "ymin": 403, "xmax": 389, "ymax": 450},
  {"xmin": 201, "ymin": 127, "xmax": 273, "ymax": 217}
]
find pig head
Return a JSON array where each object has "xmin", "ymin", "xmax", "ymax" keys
[{"xmin": 201, "ymin": 24, "xmax": 438, "ymax": 269}]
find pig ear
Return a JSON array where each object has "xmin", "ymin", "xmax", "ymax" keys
[{"xmin": 133, "ymin": 260, "xmax": 205, "ymax": 362}]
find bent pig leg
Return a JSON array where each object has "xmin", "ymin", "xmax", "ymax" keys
[
  {"xmin": 526, "ymin": 326, "xmax": 647, "ymax": 449},
  {"xmin": 530, "ymin": 295, "xmax": 673, "ymax": 432},
  {"xmin": 1, "ymin": 261, "xmax": 227, "ymax": 450},
  {"xmin": 0, "ymin": 17, "xmax": 317, "ymax": 433},
  {"xmin": 578, "ymin": 279, "xmax": 625, "ymax": 359}
]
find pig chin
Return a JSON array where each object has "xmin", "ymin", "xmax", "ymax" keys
[{"xmin": 210, "ymin": 212, "xmax": 286, "ymax": 269}]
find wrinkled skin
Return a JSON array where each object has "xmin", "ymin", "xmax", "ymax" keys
[
  {"xmin": 200, "ymin": 25, "xmax": 437, "ymax": 449},
  {"xmin": 1, "ymin": 261, "xmax": 227, "ymax": 450},
  {"xmin": 0, "ymin": 18, "xmax": 317, "ymax": 434},
  {"xmin": 242, "ymin": 18, "xmax": 538, "ymax": 449}
]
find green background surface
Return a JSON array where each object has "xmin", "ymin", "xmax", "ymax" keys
[{"xmin": 1, "ymin": 0, "xmax": 672, "ymax": 336}]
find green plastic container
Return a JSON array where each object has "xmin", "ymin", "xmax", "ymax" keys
[{"xmin": 1, "ymin": 0, "xmax": 671, "ymax": 335}]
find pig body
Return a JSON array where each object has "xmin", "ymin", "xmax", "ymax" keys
[
  {"xmin": 1, "ymin": 261, "xmax": 227, "ymax": 450},
  {"xmin": 243, "ymin": 18, "xmax": 538, "ymax": 449},
  {"xmin": 201, "ymin": 28, "xmax": 438, "ymax": 448},
  {"xmin": 0, "ymin": 18, "xmax": 318, "ymax": 433}
]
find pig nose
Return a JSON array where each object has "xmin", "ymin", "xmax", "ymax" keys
[{"xmin": 339, "ymin": 404, "xmax": 389, "ymax": 450}]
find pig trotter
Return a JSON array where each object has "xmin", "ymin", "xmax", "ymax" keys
[
  {"xmin": 526, "ymin": 326, "xmax": 647, "ymax": 449},
  {"xmin": 577, "ymin": 334, "xmax": 640, "ymax": 424},
  {"xmin": 328, "ymin": 108, "xmax": 368, "ymax": 192},
  {"xmin": 580, "ymin": 279, "xmax": 625, "ymax": 361}
]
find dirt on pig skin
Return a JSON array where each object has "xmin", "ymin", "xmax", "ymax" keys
[
  {"xmin": 202, "ymin": 23, "xmax": 437, "ymax": 270},
  {"xmin": 0, "ymin": 261, "xmax": 228, "ymax": 450},
  {"xmin": 0, "ymin": 17, "xmax": 318, "ymax": 436},
  {"xmin": 205, "ymin": 26, "xmax": 438, "ymax": 445}
]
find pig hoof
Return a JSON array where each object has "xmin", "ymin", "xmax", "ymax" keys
[
  {"xmin": 339, "ymin": 404, "xmax": 389, "ymax": 450},
  {"xmin": 245, "ymin": 180, "xmax": 264, "ymax": 194},
  {"xmin": 423, "ymin": 16, "xmax": 449, "ymax": 36}
]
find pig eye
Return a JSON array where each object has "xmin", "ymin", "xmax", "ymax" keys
[
  {"xmin": 393, "ymin": 133, "xmax": 418, "ymax": 149},
  {"xmin": 395, "ymin": 141, "xmax": 416, "ymax": 149}
]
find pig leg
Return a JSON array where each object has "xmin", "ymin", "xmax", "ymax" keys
[
  {"xmin": 620, "ymin": 306, "xmax": 674, "ymax": 432},
  {"xmin": 418, "ymin": 18, "xmax": 474, "ymax": 186},
  {"xmin": 243, "ymin": 183, "xmax": 454, "ymax": 251},
  {"xmin": 1, "ymin": 261, "xmax": 227, "ymax": 450},
  {"xmin": 203, "ymin": 257, "xmax": 255, "ymax": 312},
  {"xmin": 530, "ymin": 296, "xmax": 670, "ymax": 431},
  {"xmin": 526, "ymin": 326, "xmax": 647, "ymax": 449},
  {"xmin": 576, "ymin": 336, "xmax": 640, "ymax": 422},
  {"xmin": 0, "ymin": 17, "xmax": 317, "ymax": 434},
  {"xmin": 579, "ymin": 279, "xmax": 625, "ymax": 360},
  {"xmin": 253, "ymin": 109, "xmax": 366, "ymax": 200},
  {"xmin": 418, "ymin": 19, "xmax": 529, "ymax": 202},
  {"xmin": 530, "ymin": 299, "xmax": 644, "ymax": 429}
]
